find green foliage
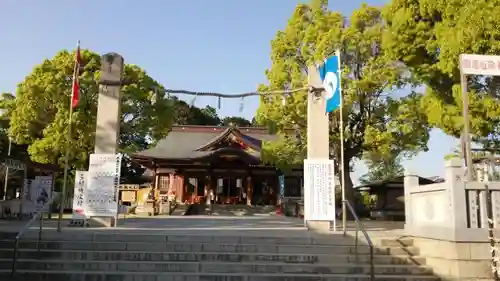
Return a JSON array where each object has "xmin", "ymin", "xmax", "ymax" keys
[
  {"xmin": 359, "ymin": 154, "xmax": 405, "ymax": 185},
  {"xmin": 261, "ymin": 136, "xmax": 304, "ymax": 172},
  {"xmin": 256, "ymin": 0, "xmax": 430, "ymax": 198},
  {"xmin": 173, "ymin": 102, "xmax": 221, "ymax": 126},
  {"xmin": 3, "ymin": 49, "xmax": 174, "ymax": 182},
  {"xmin": 221, "ymin": 116, "xmax": 252, "ymax": 127},
  {"xmin": 383, "ymin": 0, "xmax": 500, "ymax": 143}
]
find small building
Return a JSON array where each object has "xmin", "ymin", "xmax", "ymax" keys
[
  {"xmin": 132, "ymin": 125, "xmax": 303, "ymax": 206},
  {"xmin": 356, "ymin": 176, "xmax": 442, "ymax": 221}
]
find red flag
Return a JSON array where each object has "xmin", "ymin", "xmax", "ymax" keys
[{"xmin": 71, "ymin": 42, "xmax": 81, "ymax": 109}]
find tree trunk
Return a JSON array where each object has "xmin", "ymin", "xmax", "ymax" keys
[{"xmin": 341, "ymin": 159, "xmax": 356, "ymax": 220}]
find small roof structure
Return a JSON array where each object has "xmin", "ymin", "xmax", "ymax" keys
[
  {"xmin": 355, "ymin": 175, "xmax": 440, "ymax": 191},
  {"xmin": 132, "ymin": 125, "xmax": 280, "ymax": 168}
]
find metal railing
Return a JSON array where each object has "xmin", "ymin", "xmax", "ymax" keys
[
  {"xmin": 343, "ymin": 199, "xmax": 375, "ymax": 281},
  {"xmin": 11, "ymin": 197, "xmax": 55, "ymax": 276}
]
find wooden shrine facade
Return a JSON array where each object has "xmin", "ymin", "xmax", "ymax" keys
[{"xmin": 132, "ymin": 125, "xmax": 303, "ymax": 205}]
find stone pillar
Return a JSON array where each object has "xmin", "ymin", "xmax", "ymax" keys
[
  {"xmin": 306, "ymin": 65, "xmax": 330, "ymax": 159},
  {"xmin": 95, "ymin": 53, "xmax": 124, "ymax": 154},
  {"xmin": 90, "ymin": 53, "xmax": 124, "ymax": 228},
  {"xmin": 403, "ymin": 169, "xmax": 419, "ymax": 231},
  {"xmin": 305, "ymin": 64, "xmax": 331, "ymax": 232},
  {"xmin": 444, "ymin": 158, "xmax": 468, "ymax": 233}
]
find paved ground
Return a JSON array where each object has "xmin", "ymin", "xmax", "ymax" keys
[{"xmin": 0, "ymin": 213, "xmax": 405, "ymax": 239}]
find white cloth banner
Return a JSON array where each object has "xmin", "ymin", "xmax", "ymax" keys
[
  {"xmin": 85, "ymin": 154, "xmax": 122, "ymax": 217},
  {"xmin": 29, "ymin": 176, "xmax": 53, "ymax": 212},
  {"xmin": 72, "ymin": 171, "xmax": 88, "ymax": 220},
  {"xmin": 304, "ymin": 159, "xmax": 335, "ymax": 221}
]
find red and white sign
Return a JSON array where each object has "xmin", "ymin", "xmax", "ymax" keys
[{"xmin": 460, "ymin": 54, "xmax": 500, "ymax": 76}]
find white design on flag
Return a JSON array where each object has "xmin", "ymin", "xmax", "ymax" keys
[{"xmin": 323, "ymin": 71, "xmax": 338, "ymax": 99}]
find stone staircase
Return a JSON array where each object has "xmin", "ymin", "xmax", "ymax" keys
[
  {"xmin": 209, "ymin": 204, "xmax": 276, "ymax": 216},
  {"xmin": 0, "ymin": 231, "xmax": 440, "ymax": 281}
]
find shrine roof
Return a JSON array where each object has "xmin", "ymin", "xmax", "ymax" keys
[
  {"xmin": 132, "ymin": 125, "xmax": 279, "ymax": 161},
  {"xmin": 355, "ymin": 175, "xmax": 440, "ymax": 191}
]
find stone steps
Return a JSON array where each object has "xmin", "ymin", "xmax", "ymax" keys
[
  {"xmin": 379, "ymin": 239, "xmax": 414, "ymax": 247},
  {"xmin": 0, "ymin": 240, "xmax": 420, "ymax": 255},
  {"xmin": 0, "ymin": 270, "xmax": 440, "ymax": 281},
  {"xmin": 0, "ymin": 249, "xmax": 426, "ymax": 264},
  {"xmin": 0, "ymin": 232, "xmax": 438, "ymax": 281},
  {"xmin": 1, "ymin": 259, "xmax": 433, "ymax": 274}
]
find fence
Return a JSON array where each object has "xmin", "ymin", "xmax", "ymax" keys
[{"xmin": 404, "ymin": 158, "xmax": 500, "ymax": 242}]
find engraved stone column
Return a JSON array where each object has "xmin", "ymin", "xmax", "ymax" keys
[
  {"xmin": 304, "ymin": 65, "xmax": 331, "ymax": 232},
  {"xmin": 91, "ymin": 53, "xmax": 124, "ymax": 227},
  {"xmin": 95, "ymin": 53, "xmax": 124, "ymax": 154}
]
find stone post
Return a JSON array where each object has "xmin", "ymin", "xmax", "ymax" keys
[
  {"xmin": 304, "ymin": 65, "xmax": 331, "ymax": 232},
  {"xmin": 91, "ymin": 53, "xmax": 124, "ymax": 227},
  {"xmin": 444, "ymin": 158, "xmax": 468, "ymax": 234},
  {"xmin": 95, "ymin": 53, "xmax": 124, "ymax": 154},
  {"xmin": 403, "ymin": 169, "xmax": 419, "ymax": 231},
  {"xmin": 306, "ymin": 65, "xmax": 330, "ymax": 159}
]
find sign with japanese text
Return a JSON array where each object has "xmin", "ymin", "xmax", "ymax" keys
[
  {"xmin": 72, "ymin": 171, "xmax": 88, "ymax": 220},
  {"xmin": 86, "ymin": 154, "xmax": 122, "ymax": 217},
  {"xmin": 460, "ymin": 54, "xmax": 500, "ymax": 76},
  {"xmin": 303, "ymin": 159, "xmax": 335, "ymax": 221}
]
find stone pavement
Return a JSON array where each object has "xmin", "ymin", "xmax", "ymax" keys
[{"xmin": 0, "ymin": 214, "xmax": 406, "ymax": 240}]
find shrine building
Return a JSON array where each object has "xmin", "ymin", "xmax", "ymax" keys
[{"xmin": 132, "ymin": 125, "xmax": 303, "ymax": 205}]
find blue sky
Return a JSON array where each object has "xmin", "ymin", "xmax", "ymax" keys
[{"xmin": 0, "ymin": 0, "xmax": 458, "ymax": 183}]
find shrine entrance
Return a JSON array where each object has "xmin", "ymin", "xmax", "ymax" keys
[{"xmin": 215, "ymin": 175, "xmax": 245, "ymax": 204}]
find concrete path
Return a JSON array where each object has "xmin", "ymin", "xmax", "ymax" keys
[{"xmin": 0, "ymin": 215, "xmax": 406, "ymax": 239}]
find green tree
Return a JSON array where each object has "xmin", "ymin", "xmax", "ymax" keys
[
  {"xmin": 256, "ymin": 0, "xmax": 429, "ymax": 202},
  {"xmin": 4, "ymin": 49, "xmax": 174, "ymax": 182},
  {"xmin": 221, "ymin": 116, "xmax": 252, "ymax": 127},
  {"xmin": 382, "ymin": 0, "xmax": 500, "ymax": 146},
  {"xmin": 359, "ymin": 154, "xmax": 405, "ymax": 185},
  {"xmin": 172, "ymin": 100, "xmax": 221, "ymax": 126}
]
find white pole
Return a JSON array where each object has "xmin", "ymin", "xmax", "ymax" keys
[{"xmin": 337, "ymin": 49, "xmax": 347, "ymax": 235}]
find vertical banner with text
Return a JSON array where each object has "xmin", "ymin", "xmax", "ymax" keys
[
  {"xmin": 85, "ymin": 154, "xmax": 122, "ymax": 217},
  {"xmin": 304, "ymin": 159, "xmax": 335, "ymax": 221},
  {"xmin": 72, "ymin": 171, "xmax": 88, "ymax": 220}
]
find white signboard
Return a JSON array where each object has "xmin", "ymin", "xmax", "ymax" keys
[
  {"xmin": 460, "ymin": 54, "xmax": 500, "ymax": 76},
  {"xmin": 72, "ymin": 171, "xmax": 88, "ymax": 220},
  {"xmin": 304, "ymin": 159, "xmax": 335, "ymax": 221},
  {"xmin": 29, "ymin": 176, "xmax": 52, "ymax": 212},
  {"xmin": 85, "ymin": 154, "xmax": 122, "ymax": 217}
]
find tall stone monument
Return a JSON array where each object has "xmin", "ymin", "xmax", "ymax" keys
[
  {"xmin": 305, "ymin": 65, "xmax": 331, "ymax": 231},
  {"xmin": 95, "ymin": 53, "xmax": 124, "ymax": 154},
  {"xmin": 91, "ymin": 53, "xmax": 124, "ymax": 227}
]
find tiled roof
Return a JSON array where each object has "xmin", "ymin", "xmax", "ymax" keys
[{"xmin": 133, "ymin": 125, "xmax": 279, "ymax": 160}]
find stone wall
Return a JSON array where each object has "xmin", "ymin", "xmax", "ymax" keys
[{"xmin": 404, "ymin": 158, "xmax": 499, "ymax": 280}]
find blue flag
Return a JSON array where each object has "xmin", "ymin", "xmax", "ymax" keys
[{"xmin": 318, "ymin": 55, "xmax": 341, "ymax": 113}]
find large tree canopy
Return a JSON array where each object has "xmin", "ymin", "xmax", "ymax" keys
[
  {"xmin": 3, "ymin": 49, "xmax": 174, "ymax": 181},
  {"xmin": 359, "ymin": 154, "xmax": 405, "ymax": 185},
  {"xmin": 256, "ymin": 0, "xmax": 430, "ymax": 200},
  {"xmin": 383, "ymin": 0, "xmax": 500, "ymax": 148}
]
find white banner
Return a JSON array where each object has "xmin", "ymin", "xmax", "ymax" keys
[
  {"xmin": 72, "ymin": 171, "xmax": 88, "ymax": 220},
  {"xmin": 86, "ymin": 154, "xmax": 122, "ymax": 217},
  {"xmin": 29, "ymin": 176, "xmax": 53, "ymax": 212},
  {"xmin": 304, "ymin": 159, "xmax": 335, "ymax": 221}
]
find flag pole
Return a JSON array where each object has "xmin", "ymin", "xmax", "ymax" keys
[
  {"xmin": 336, "ymin": 49, "xmax": 347, "ymax": 235},
  {"xmin": 57, "ymin": 41, "xmax": 80, "ymax": 232}
]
